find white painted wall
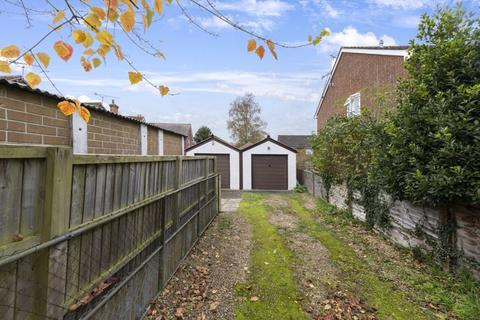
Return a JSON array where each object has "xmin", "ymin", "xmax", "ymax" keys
[
  {"xmin": 242, "ymin": 140, "xmax": 296, "ymax": 190},
  {"xmin": 181, "ymin": 136, "xmax": 185, "ymax": 155},
  {"xmin": 158, "ymin": 129, "xmax": 164, "ymax": 155},
  {"xmin": 72, "ymin": 112, "xmax": 87, "ymax": 154},
  {"xmin": 140, "ymin": 124, "xmax": 148, "ymax": 155},
  {"xmin": 186, "ymin": 140, "xmax": 240, "ymax": 190}
]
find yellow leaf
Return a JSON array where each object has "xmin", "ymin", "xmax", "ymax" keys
[
  {"xmin": 90, "ymin": 7, "xmax": 106, "ymax": 20},
  {"xmin": 1, "ymin": 45, "xmax": 20, "ymax": 58},
  {"xmin": 96, "ymin": 30, "xmax": 114, "ymax": 46},
  {"xmin": 72, "ymin": 30, "xmax": 86, "ymax": 44},
  {"xmin": 159, "ymin": 85, "xmax": 169, "ymax": 96},
  {"xmin": 53, "ymin": 41, "xmax": 73, "ymax": 61},
  {"xmin": 113, "ymin": 45, "xmax": 124, "ymax": 60},
  {"xmin": 142, "ymin": 7, "xmax": 154, "ymax": 31},
  {"xmin": 23, "ymin": 52, "xmax": 34, "ymax": 66},
  {"xmin": 154, "ymin": 52, "xmax": 166, "ymax": 59},
  {"xmin": 57, "ymin": 100, "xmax": 77, "ymax": 116},
  {"xmin": 255, "ymin": 45, "xmax": 265, "ymax": 60},
  {"xmin": 80, "ymin": 106, "xmax": 91, "ymax": 123},
  {"xmin": 0, "ymin": 61, "xmax": 11, "ymax": 73},
  {"xmin": 83, "ymin": 32, "xmax": 94, "ymax": 48},
  {"xmin": 83, "ymin": 48, "xmax": 95, "ymax": 55},
  {"xmin": 154, "ymin": 0, "xmax": 163, "ymax": 15},
  {"xmin": 128, "ymin": 71, "xmax": 142, "ymax": 85},
  {"xmin": 120, "ymin": 7, "xmax": 136, "ymax": 32},
  {"xmin": 92, "ymin": 58, "xmax": 101, "ymax": 68},
  {"xmin": 25, "ymin": 72, "xmax": 41, "ymax": 88},
  {"xmin": 52, "ymin": 10, "xmax": 65, "ymax": 24},
  {"xmin": 247, "ymin": 39, "xmax": 256, "ymax": 52},
  {"xmin": 84, "ymin": 13, "xmax": 102, "ymax": 31},
  {"xmin": 107, "ymin": 9, "xmax": 119, "ymax": 22},
  {"xmin": 266, "ymin": 39, "xmax": 278, "ymax": 60},
  {"xmin": 81, "ymin": 57, "xmax": 92, "ymax": 72},
  {"xmin": 37, "ymin": 52, "xmax": 50, "ymax": 68},
  {"xmin": 97, "ymin": 44, "xmax": 111, "ymax": 57}
]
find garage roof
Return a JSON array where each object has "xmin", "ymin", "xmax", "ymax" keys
[
  {"xmin": 240, "ymin": 136, "xmax": 297, "ymax": 153},
  {"xmin": 185, "ymin": 135, "xmax": 240, "ymax": 152}
]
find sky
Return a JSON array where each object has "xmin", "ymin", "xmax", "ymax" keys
[{"xmin": 0, "ymin": 0, "xmax": 478, "ymax": 142}]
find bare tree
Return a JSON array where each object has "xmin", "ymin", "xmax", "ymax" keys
[{"xmin": 227, "ymin": 93, "xmax": 267, "ymax": 147}]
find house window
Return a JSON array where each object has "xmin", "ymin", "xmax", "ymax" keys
[
  {"xmin": 345, "ymin": 92, "xmax": 361, "ymax": 117},
  {"xmin": 305, "ymin": 148, "xmax": 313, "ymax": 156}
]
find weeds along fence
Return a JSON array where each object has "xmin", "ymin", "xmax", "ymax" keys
[
  {"xmin": 0, "ymin": 145, "xmax": 220, "ymax": 320},
  {"xmin": 302, "ymin": 169, "xmax": 480, "ymax": 279}
]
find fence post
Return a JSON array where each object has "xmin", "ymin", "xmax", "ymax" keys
[
  {"xmin": 36, "ymin": 147, "xmax": 73, "ymax": 318},
  {"xmin": 173, "ymin": 156, "xmax": 182, "ymax": 231}
]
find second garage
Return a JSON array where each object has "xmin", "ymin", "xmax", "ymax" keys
[{"xmin": 242, "ymin": 136, "xmax": 297, "ymax": 190}]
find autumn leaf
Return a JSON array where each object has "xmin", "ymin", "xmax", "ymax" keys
[
  {"xmin": 90, "ymin": 7, "xmax": 106, "ymax": 20},
  {"xmin": 72, "ymin": 30, "xmax": 86, "ymax": 44},
  {"xmin": 96, "ymin": 30, "xmax": 114, "ymax": 46},
  {"xmin": 53, "ymin": 41, "xmax": 73, "ymax": 61},
  {"xmin": 23, "ymin": 52, "xmax": 34, "ymax": 66},
  {"xmin": 247, "ymin": 39, "xmax": 256, "ymax": 52},
  {"xmin": 1, "ymin": 45, "xmax": 20, "ymax": 58},
  {"xmin": 92, "ymin": 58, "xmax": 101, "ymax": 68},
  {"xmin": 52, "ymin": 10, "xmax": 65, "ymax": 24},
  {"xmin": 83, "ymin": 48, "xmax": 95, "ymax": 55},
  {"xmin": 142, "ymin": 7, "xmax": 154, "ymax": 31},
  {"xmin": 120, "ymin": 7, "xmax": 135, "ymax": 32},
  {"xmin": 255, "ymin": 45, "xmax": 265, "ymax": 60},
  {"xmin": 37, "ymin": 52, "xmax": 50, "ymax": 68},
  {"xmin": 266, "ymin": 40, "xmax": 278, "ymax": 60},
  {"xmin": 159, "ymin": 85, "xmax": 169, "ymax": 96},
  {"xmin": 57, "ymin": 100, "xmax": 77, "ymax": 116},
  {"xmin": 82, "ymin": 32, "xmax": 94, "ymax": 48},
  {"xmin": 154, "ymin": 51, "xmax": 166, "ymax": 59},
  {"xmin": 113, "ymin": 45, "xmax": 124, "ymax": 60},
  {"xmin": 84, "ymin": 13, "xmax": 102, "ymax": 31},
  {"xmin": 0, "ymin": 61, "xmax": 11, "ymax": 73},
  {"xmin": 128, "ymin": 71, "xmax": 143, "ymax": 84},
  {"xmin": 80, "ymin": 106, "xmax": 91, "ymax": 123},
  {"xmin": 97, "ymin": 44, "xmax": 111, "ymax": 58},
  {"xmin": 25, "ymin": 72, "xmax": 41, "ymax": 88},
  {"xmin": 81, "ymin": 57, "xmax": 92, "ymax": 72},
  {"xmin": 154, "ymin": 0, "xmax": 163, "ymax": 15}
]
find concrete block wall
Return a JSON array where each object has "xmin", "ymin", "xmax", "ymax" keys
[
  {"xmin": 0, "ymin": 83, "xmax": 185, "ymax": 155},
  {"xmin": 302, "ymin": 170, "xmax": 480, "ymax": 279},
  {"xmin": 0, "ymin": 86, "xmax": 71, "ymax": 146}
]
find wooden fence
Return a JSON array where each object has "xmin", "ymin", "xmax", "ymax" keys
[{"xmin": 0, "ymin": 145, "xmax": 220, "ymax": 319}]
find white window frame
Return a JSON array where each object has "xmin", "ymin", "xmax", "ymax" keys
[{"xmin": 345, "ymin": 92, "xmax": 361, "ymax": 117}]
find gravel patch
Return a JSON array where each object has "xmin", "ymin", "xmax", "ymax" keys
[{"xmin": 145, "ymin": 212, "xmax": 251, "ymax": 320}]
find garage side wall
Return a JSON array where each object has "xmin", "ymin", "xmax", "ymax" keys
[
  {"xmin": 186, "ymin": 140, "xmax": 240, "ymax": 189},
  {"xmin": 242, "ymin": 141, "xmax": 296, "ymax": 190}
]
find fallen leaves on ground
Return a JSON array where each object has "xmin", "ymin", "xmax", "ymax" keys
[{"xmin": 317, "ymin": 289, "xmax": 376, "ymax": 320}]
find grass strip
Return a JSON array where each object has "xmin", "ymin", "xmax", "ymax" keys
[{"xmin": 235, "ymin": 193, "xmax": 308, "ymax": 320}]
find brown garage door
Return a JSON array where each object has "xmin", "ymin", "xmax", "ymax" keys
[
  {"xmin": 252, "ymin": 155, "xmax": 288, "ymax": 190},
  {"xmin": 196, "ymin": 153, "xmax": 230, "ymax": 189}
]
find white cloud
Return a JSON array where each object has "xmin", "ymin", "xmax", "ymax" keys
[
  {"xmin": 318, "ymin": 27, "xmax": 397, "ymax": 52},
  {"xmin": 198, "ymin": 15, "xmax": 274, "ymax": 33},
  {"xmin": 54, "ymin": 70, "xmax": 327, "ymax": 103},
  {"xmin": 213, "ymin": 0, "xmax": 294, "ymax": 17},
  {"xmin": 370, "ymin": 0, "xmax": 427, "ymax": 9},
  {"xmin": 198, "ymin": 16, "xmax": 231, "ymax": 29},
  {"xmin": 298, "ymin": 0, "xmax": 340, "ymax": 18}
]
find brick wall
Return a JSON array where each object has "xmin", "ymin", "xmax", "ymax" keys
[
  {"xmin": 317, "ymin": 53, "xmax": 406, "ymax": 130},
  {"xmin": 147, "ymin": 126, "xmax": 158, "ymax": 155},
  {"xmin": 0, "ymin": 84, "xmax": 71, "ymax": 145},
  {"xmin": 164, "ymin": 131, "xmax": 182, "ymax": 155},
  {"xmin": 87, "ymin": 111, "xmax": 140, "ymax": 154}
]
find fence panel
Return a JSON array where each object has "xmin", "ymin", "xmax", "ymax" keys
[{"xmin": 0, "ymin": 147, "xmax": 219, "ymax": 320}]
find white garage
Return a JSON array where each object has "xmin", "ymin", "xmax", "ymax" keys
[
  {"xmin": 185, "ymin": 135, "xmax": 241, "ymax": 190},
  {"xmin": 241, "ymin": 136, "xmax": 297, "ymax": 191}
]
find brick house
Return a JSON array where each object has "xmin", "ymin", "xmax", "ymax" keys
[
  {"xmin": 277, "ymin": 135, "xmax": 313, "ymax": 169},
  {"xmin": 315, "ymin": 46, "xmax": 408, "ymax": 130},
  {"xmin": 0, "ymin": 76, "xmax": 186, "ymax": 155}
]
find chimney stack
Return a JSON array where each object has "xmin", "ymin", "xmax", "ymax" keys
[{"xmin": 109, "ymin": 99, "xmax": 119, "ymax": 114}]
